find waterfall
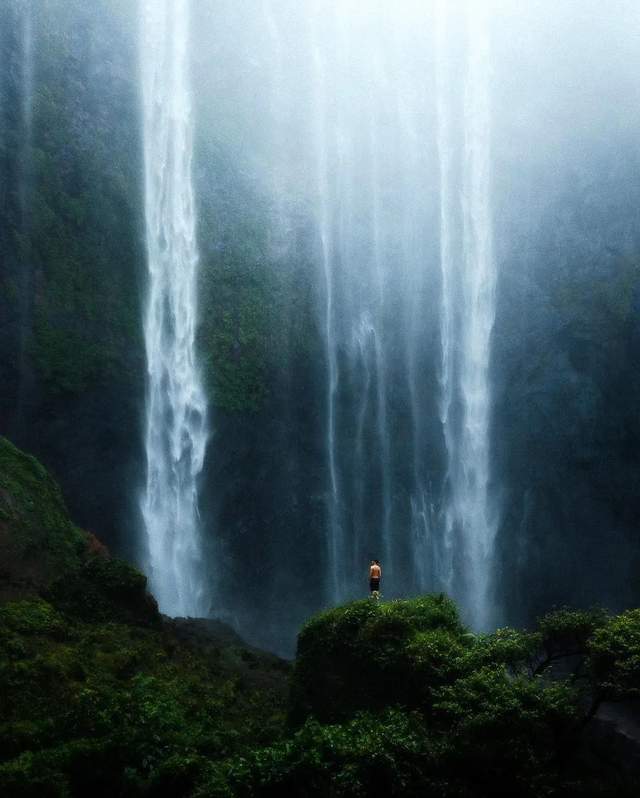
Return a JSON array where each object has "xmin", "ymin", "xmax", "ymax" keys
[
  {"xmin": 133, "ymin": 0, "xmax": 500, "ymax": 633},
  {"xmin": 459, "ymin": 2, "xmax": 496, "ymax": 628},
  {"xmin": 367, "ymin": 94, "xmax": 393, "ymax": 583},
  {"xmin": 435, "ymin": 0, "xmax": 456, "ymax": 596},
  {"xmin": 14, "ymin": 0, "xmax": 35, "ymax": 439},
  {"xmin": 306, "ymin": 4, "xmax": 434, "ymax": 605},
  {"xmin": 309, "ymin": 7, "xmax": 344, "ymax": 604},
  {"xmin": 19, "ymin": 0, "xmax": 34, "ymax": 196},
  {"xmin": 437, "ymin": 2, "xmax": 497, "ymax": 628},
  {"xmin": 139, "ymin": 0, "xmax": 209, "ymax": 618},
  {"xmin": 261, "ymin": 0, "xmax": 291, "ymax": 260}
]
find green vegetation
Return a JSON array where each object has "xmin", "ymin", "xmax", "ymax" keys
[
  {"xmin": 0, "ymin": 0, "xmax": 145, "ymax": 400},
  {"xmin": 0, "ymin": 437, "xmax": 289, "ymax": 797},
  {"xmin": 0, "ymin": 597, "xmax": 289, "ymax": 798},
  {"xmin": 0, "ymin": 436, "xmax": 86, "ymax": 597},
  {"xmin": 209, "ymin": 601, "xmax": 640, "ymax": 798},
  {"xmin": 1, "ymin": 436, "xmax": 639, "ymax": 796}
]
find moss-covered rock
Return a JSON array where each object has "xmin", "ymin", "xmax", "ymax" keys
[
  {"xmin": 289, "ymin": 595, "xmax": 466, "ymax": 727},
  {"xmin": 0, "ymin": 435, "xmax": 156, "ymax": 625},
  {"xmin": 0, "ymin": 436, "xmax": 85, "ymax": 599},
  {"xmin": 0, "ymin": 439, "xmax": 290, "ymax": 797},
  {"xmin": 233, "ymin": 597, "xmax": 640, "ymax": 798}
]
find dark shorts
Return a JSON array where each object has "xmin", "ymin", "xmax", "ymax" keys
[{"xmin": 370, "ymin": 578, "xmax": 380, "ymax": 592}]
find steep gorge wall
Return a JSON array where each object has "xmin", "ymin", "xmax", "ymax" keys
[
  {"xmin": 0, "ymin": 1, "xmax": 639, "ymax": 656},
  {"xmin": 0, "ymin": 0, "xmax": 145, "ymax": 558}
]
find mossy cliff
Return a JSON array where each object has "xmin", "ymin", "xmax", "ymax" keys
[
  {"xmin": 0, "ymin": 0, "xmax": 146, "ymax": 558},
  {"xmin": 0, "ymin": 437, "xmax": 290, "ymax": 797},
  {"xmin": 0, "ymin": 437, "xmax": 85, "ymax": 599}
]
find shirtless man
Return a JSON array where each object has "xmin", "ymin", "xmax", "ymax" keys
[{"xmin": 369, "ymin": 559, "xmax": 381, "ymax": 599}]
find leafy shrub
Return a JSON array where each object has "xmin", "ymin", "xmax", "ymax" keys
[
  {"xmin": 589, "ymin": 609, "xmax": 640, "ymax": 700},
  {"xmin": 289, "ymin": 595, "xmax": 462, "ymax": 726}
]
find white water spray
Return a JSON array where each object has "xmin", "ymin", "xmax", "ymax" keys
[
  {"xmin": 459, "ymin": 2, "xmax": 496, "ymax": 628},
  {"xmin": 437, "ymin": 1, "xmax": 497, "ymax": 628},
  {"xmin": 309, "ymin": 8, "xmax": 342, "ymax": 603},
  {"xmin": 435, "ymin": 0, "xmax": 457, "ymax": 594},
  {"xmin": 140, "ymin": 0, "xmax": 208, "ymax": 618}
]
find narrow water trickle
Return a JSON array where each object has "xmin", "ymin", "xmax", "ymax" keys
[{"xmin": 139, "ymin": 0, "xmax": 209, "ymax": 618}]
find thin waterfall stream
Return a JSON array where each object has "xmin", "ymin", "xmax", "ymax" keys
[
  {"xmin": 248, "ymin": 1, "xmax": 499, "ymax": 625},
  {"xmin": 459, "ymin": 3, "xmax": 496, "ymax": 628},
  {"xmin": 139, "ymin": 0, "xmax": 208, "ymax": 618}
]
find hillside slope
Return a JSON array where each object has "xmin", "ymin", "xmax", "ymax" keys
[{"xmin": 0, "ymin": 437, "xmax": 290, "ymax": 797}]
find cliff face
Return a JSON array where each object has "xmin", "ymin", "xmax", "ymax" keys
[
  {"xmin": 492, "ymin": 139, "xmax": 640, "ymax": 625},
  {"xmin": 0, "ymin": 0, "xmax": 639, "ymax": 655},
  {"xmin": 0, "ymin": 0, "xmax": 145, "ymax": 560},
  {"xmin": 0, "ymin": 434, "xmax": 158, "ymax": 624},
  {"xmin": 0, "ymin": 435, "xmax": 86, "ymax": 600}
]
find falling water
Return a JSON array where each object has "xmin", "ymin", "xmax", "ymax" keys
[
  {"xmin": 367, "ymin": 94, "xmax": 393, "ymax": 582},
  {"xmin": 435, "ymin": 0, "xmax": 457, "ymax": 595},
  {"xmin": 309, "ymin": 8, "xmax": 343, "ymax": 604},
  {"xmin": 261, "ymin": 0, "xmax": 291, "ymax": 259},
  {"xmin": 437, "ymin": 2, "xmax": 497, "ymax": 628},
  {"xmin": 139, "ymin": 0, "xmax": 209, "ymax": 618},
  {"xmin": 19, "ymin": 0, "xmax": 34, "ymax": 193},
  {"xmin": 305, "ymin": 4, "xmax": 435, "ymax": 604},
  {"xmin": 459, "ymin": 2, "xmax": 496, "ymax": 628},
  {"xmin": 134, "ymin": 0, "xmax": 499, "ymax": 634},
  {"xmin": 14, "ymin": 0, "xmax": 35, "ymax": 439}
]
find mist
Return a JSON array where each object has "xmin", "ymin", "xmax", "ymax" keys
[{"xmin": 1, "ymin": 0, "xmax": 639, "ymax": 656}]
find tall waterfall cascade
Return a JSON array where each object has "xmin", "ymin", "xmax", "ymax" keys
[
  {"xmin": 294, "ymin": 2, "xmax": 498, "ymax": 620},
  {"xmin": 12, "ymin": 0, "xmax": 35, "ymax": 441},
  {"xmin": 458, "ymin": 3, "xmax": 496, "ymax": 629},
  {"xmin": 139, "ymin": 0, "xmax": 209, "ymax": 618},
  {"xmin": 134, "ymin": 0, "xmax": 499, "ymax": 632},
  {"xmin": 436, "ymin": 2, "xmax": 497, "ymax": 628}
]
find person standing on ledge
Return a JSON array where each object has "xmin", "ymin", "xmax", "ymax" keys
[{"xmin": 369, "ymin": 559, "xmax": 382, "ymax": 599}]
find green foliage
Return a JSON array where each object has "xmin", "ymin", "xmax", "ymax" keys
[
  {"xmin": 205, "ymin": 710, "xmax": 438, "ymax": 798},
  {"xmin": 462, "ymin": 627, "xmax": 541, "ymax": 673},
  {"xmin": 589, "ymin": 609, "xmax": 640, "ymax": 700},
  {"xmin": 195, "ymin": 136, "xmax": 318, "ymax": 415},
  {"xmin": 434, "ymin": 667, "xmax": 579, "ymax": 793},
  {"xmin": 0, "ymin": 600, "xmax": 289, "ymax": 797},
  {"xmin": 0, "ymin": 0, "xmax": 144, "ymax": 400},
  {"xmin": 0, "ymin": 436, "xmax": 155, "ymax": 624},
  {"xmin": 283, "ymin": 593, "xmax": 640, "ymax": 798},
  {"xmin": 538, "ymin": 607, "xmax": 609, "ymax": 654},
  {"xmin": 0, "ymin": 598, "xmax": 65, "ymax": 637},
  {"xmin": 1, "ymin": 439, "xmax": 638, "ymax": 797},
  {"xmin": 47, "ymin": 556, "xmax": 159, "ymax": 627},
  {"xmin": 0, "ymin": 436, "xmax": 86, "ymax": 596},
  {"xmin": 0, "ymin": 439, "xmax": 290, "ymax": 796},
  {"xmin": 289, "ymin": 595, "xmax": 463, "ymax": 726}
]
